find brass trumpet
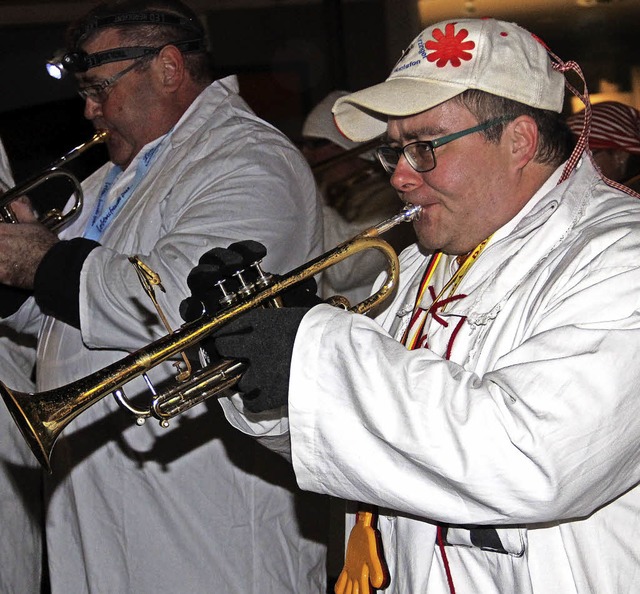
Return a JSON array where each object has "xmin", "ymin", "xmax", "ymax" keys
[
  {"xmin": 0, "ymin": 130, "xmax": 108, "ymax": 231},
  {"xmin": 0, "ymin": 204, "xmax": 421, "ymax": 472}
]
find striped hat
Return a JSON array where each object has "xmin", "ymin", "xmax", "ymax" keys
[{"xmin": 567, "ymin": 101, "xmax": 640, "ymax": 155}]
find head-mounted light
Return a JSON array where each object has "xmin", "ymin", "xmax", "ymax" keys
[
  {"xmin": 47, "ymin": 8, "xmax": 205, "ymax": 80},
  {"xmin": 46, "ymin": 49, "xmax": 86, "ymax": 79}
]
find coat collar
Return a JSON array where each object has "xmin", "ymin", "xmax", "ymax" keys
[{"xmin": 443, "ymin": 158, "xmax": 602, "ymax": 321}]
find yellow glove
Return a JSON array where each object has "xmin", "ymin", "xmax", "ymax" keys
[{"xmin": 334, "ymin": 510, "xmax": 388, "ymax": 594}]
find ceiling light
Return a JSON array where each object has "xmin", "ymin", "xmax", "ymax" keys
[{"xmin": 576, "ymin": 0, "xmax": 619, "ymax": 7}]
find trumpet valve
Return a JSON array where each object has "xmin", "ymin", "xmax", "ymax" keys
[
  {"xmin": 251, "ymin": 262, "xmax": 272, "ymax": 290},
  {"xmin": 215, "ymin": 278, "xmax": 238, "ymax": 308},
  {"xmin": 232, "ymin": 268, "xmax": 255, "ymax": 299}
]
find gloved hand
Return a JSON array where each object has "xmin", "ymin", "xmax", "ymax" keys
[
  {"xmin": 179, "ymin": 240, "xmax": 321, "ymax": 323},
  {"xmin": 179, "ymin": 244, "xmax": 249, "ymax": 323},
  {"xmin": 214, "ymin": 306, "xmax": 310, "ymax": 412},
  {"xmin": 178, "ymin": 241, "xmax": 321, "ymax": 412}
]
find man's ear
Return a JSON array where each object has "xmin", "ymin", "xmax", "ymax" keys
[
  {"xmin": 154, "ymin": 44, "xmax": 185, "ymax": 91},
  {"xmin": 507, "ymin": 115, "xmax": 539, "ymax": 170}
]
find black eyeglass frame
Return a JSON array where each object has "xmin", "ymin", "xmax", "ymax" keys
[{"xmin": 375, "ymin": 116, "xmax": 513, "ymax": 175}]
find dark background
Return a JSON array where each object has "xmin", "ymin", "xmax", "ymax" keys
[
  {"xmin": 0, "ymin": 0, "xmax": 637, "ymax": 188},
  {"xmin": 0, "ymin": 0, "xmax": 391, "ymax": 185}
]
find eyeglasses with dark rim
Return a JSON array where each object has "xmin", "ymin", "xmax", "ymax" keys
[
  {"xmin": 375, "ymin": 116, "xmax": 512, "ymax": 175},
  {"xmin": 77, "ymin": 52, "xmax": 158, "ymax": 103}
]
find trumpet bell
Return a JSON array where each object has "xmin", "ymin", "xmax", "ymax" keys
[
  {"xmin": 0, "ymin": 130, "xmax": 107, "ymax": 231},
  {"xmin": 0, "ymin": 383, "xmax": 55, "ymax": 472}
]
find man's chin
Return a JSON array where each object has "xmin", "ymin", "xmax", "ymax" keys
[
  {"xmin": 416, "ymin": 236, "xmax": 441, "ymax": 253},
  {"xmin": 414, "ymin": 221, "xmax": 440, "ymax": 252},
  {"xmin": 106, "ymin": 143, "xmax": 134, "ymax": 169}
]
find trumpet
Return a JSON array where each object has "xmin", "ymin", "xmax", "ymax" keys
[
  {"xmin": 0, "ymin": 204, "xmax": 421, "ymax": 472},
  {"xmin": 0, "ymin": 130, "xmax": 108, "ymax": 231}
]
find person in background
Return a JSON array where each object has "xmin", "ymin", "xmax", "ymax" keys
[
  {"xmin": 302, "ymin": 90, "xmax": 413, "ymax": 305},
  {"xmin": 0, "ymin": 138, "xmax": 42, "ymax": 594},
  {"xmin": 566, "ymin": 100, "xmax": 640, "ymax": 192},
  {"xmin": 190, "ymin": 17, "xmax": 640, "ymax": 594},
  {"xmin": 0, "ymin": 0, "xmax": 327, "ymax": 592}
]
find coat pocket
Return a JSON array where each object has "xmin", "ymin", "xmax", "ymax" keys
[{"xmin": 441, "ymin": 526, "xmax": 526, "ymax": 557}]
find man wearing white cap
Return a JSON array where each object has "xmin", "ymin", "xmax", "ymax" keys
[{"xmin": 192, "ymin": 17, "xmax": 640, "ymax": 593}]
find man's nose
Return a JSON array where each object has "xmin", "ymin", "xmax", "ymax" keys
[
  {"xmin": 83, "ymin": 97, "xmax": 102, "ymax": 120},
  {"xmin": 390, "ymin": 155, "xmax": 423, "ymax": 193}
]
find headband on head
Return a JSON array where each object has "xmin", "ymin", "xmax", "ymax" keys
[
  {"xmin": 80, "ymin": 11, "xmax": 204, "ymax": 41},
  {"xmin": 47, "ymin": 8, "xmax": 205, "ymax": 79},
  {"xmin": 55, "ymin": 38, "xmax": 204, "ymax": 75}
]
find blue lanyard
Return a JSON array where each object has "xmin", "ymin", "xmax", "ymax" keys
[{"xmin": 83, "ymin": 140, "xmax": 165, "ymax": 241}]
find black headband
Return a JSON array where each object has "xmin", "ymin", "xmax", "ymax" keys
[
  {"xmin": 82, "ymin": 11, "xmax": 203, "ymax": 38},
  {"xmin": 61, "ymin": 38, "xmax": 205, "ymax": 73}
]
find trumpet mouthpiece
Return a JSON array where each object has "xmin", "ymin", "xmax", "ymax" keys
[
  {"xmin": 401, "ymin": 203, "xmax": 422, "ymax": 221},
  {"xmin": 370, "ymin": 204, "xmax": 422, "ymax": 236}
]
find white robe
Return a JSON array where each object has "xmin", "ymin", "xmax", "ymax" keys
[
  {"xmin": 225, "ymin": 157, "xmax": 640, "ymax": 593},
  {"xmin": 0, "ymin": 138, "xmax": 41, "ymax": 594},
  {"xmin": 6, "ymin": 77, "xmax": 327, "ymax": 594}
]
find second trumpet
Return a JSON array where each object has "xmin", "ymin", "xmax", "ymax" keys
[{"xmin": 0, "ymin": 130, "xmax": 107, "ymax": 231}]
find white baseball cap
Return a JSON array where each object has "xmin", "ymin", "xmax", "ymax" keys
[
  {"xmin": 302, "ymin": 90, "xmax": 361, "ymax": 151},
  {"xmin": 333, "ymin": 18, "xmax": 566, "ymax": 142}
]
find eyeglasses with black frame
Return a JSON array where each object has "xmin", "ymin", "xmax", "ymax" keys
[
  {"xmin": 77, "ymin": 52, "xmax": 158, "ymax": 103},
  {"xmin": 376, "ymin": 116, "xmax": 512, "ymax": 175}
]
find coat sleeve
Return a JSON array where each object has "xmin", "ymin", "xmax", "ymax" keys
[{"xmin": 288, "ymin": 251, "xmax": 640, "ymax": 526}]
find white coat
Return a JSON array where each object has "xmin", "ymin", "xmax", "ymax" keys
[
  {"xmin": 224, "ymin": 157, "xmax": 640, "ymax": 593},
  {"xmin": 6, "ymin": 77, "xmax": 327, "ymax": 594},
  {"xmin": 0, "ymin": 139, "xmax": 42, "ymax": 594}
]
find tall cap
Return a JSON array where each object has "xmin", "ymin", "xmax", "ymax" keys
[{"xmin": 333, "ymin": 18, "xmax": 566, "ymax": 141}]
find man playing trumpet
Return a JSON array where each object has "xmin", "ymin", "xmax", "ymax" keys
[
  {"xmin": 0, "ymin": 1, "xmax": 327, "ymax": 592},
  {"xmin": 190, "ymin": 17, "xmax": 640, "ymax": 594}
]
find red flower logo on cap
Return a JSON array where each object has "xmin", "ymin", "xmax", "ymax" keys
[{"xmin": 426, "ymin": 23, "xmax": 475, "ymax": 67}]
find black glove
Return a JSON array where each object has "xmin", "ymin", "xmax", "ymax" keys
[
  {"xmin": 178, "ymin": 241, "xmax": 321, "ymax": 412},
  {"xmin": 179, "ymin": 241, "xmax": 322, "ymax": 323},
  {"xmin": 214, "ymin": 307, "xmax": 310, "ymax": 412},
  {"xmin": 179, "ymin": 244, "xmax": 248, "ymax": 323}
]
